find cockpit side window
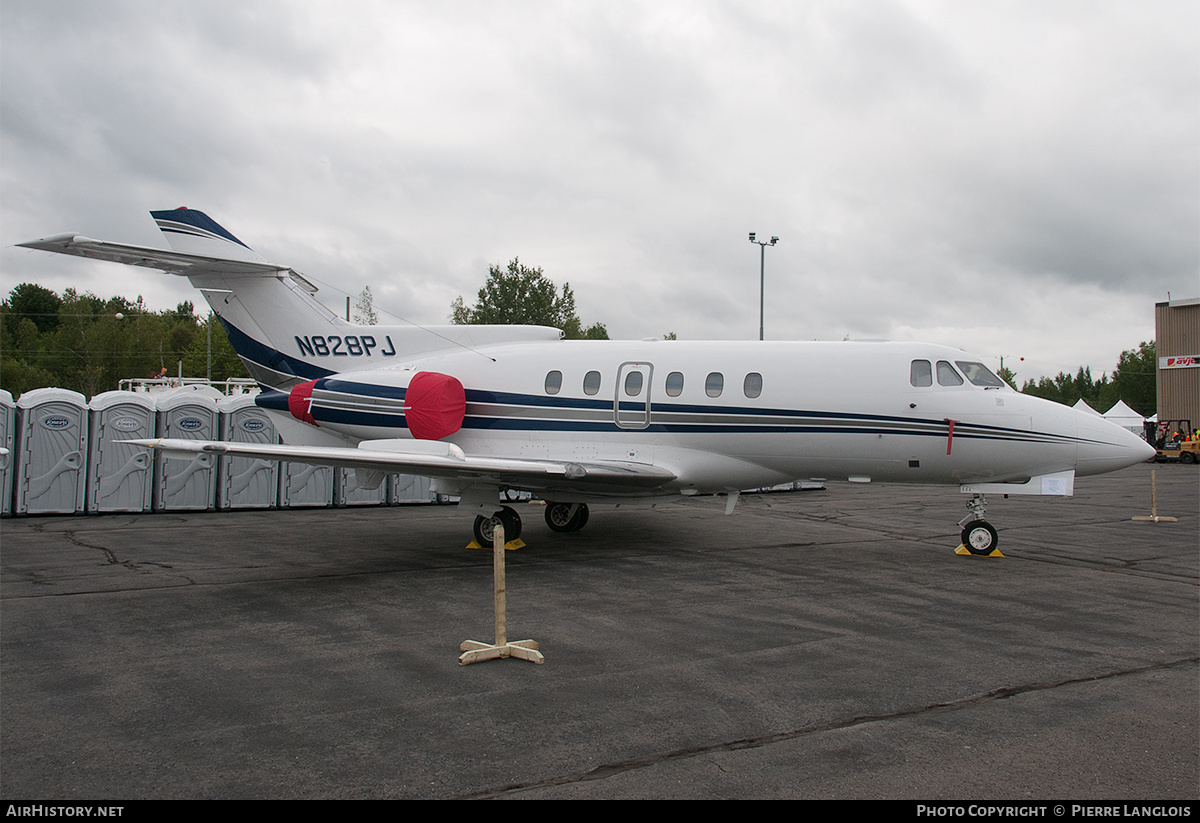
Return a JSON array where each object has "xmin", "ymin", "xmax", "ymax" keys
[
  {"xmin": 936, "ymin": 361, "xmax": 964, "ymax": 386},
  {"xmin": 955, "ymin": 361, "xmax": 1006, "ymax": 388},
  {"xmin": 910, "ymin": 360, "xmax": 932, "ymax": 387}
]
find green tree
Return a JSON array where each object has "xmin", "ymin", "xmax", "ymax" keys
[
  {"xmin": 1105, "ymin": 341, "xmax": 1156, "ymax": 416},
  {"xmin": 1020, "ymin": 342, "xmax": 1155, "ymax": 417},
  {"xmin": 451, "ymin": 258, "xmax": 609, "ymax": 340},
  {"xmin": 0, "ymin": 283, "xmax": 244, "ymax": 397},
  {"xmin": 182, "ymin": 315, "xmax": 250, "ymax": 382},
  {"xmin": 996, "ymin": 363, "xmax": 1017, "ymax": 389},
  {"xmin": 354, "ymin": 287, "xmax": 379, "ymax": 325},
  {"xmin": 7, "ymin": 283, "xmax": 62, "ymax": 333}
]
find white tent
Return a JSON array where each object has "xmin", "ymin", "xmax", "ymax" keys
[
  {"xmin": 1073, "ymin": 398, "xmax": 1103, "ymax": 416},
  {"xmin": 1103, "ymin": 400, "xmax": 1145, "ymax": 435}
]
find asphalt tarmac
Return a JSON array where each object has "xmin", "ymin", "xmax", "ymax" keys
[{"xmin": 1, "ymin": 463, "xmax": 1196, "ymax": 800}]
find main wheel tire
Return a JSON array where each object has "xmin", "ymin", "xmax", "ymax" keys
[
  {"xmin": 545, "ymin": 502, "xmax": 590, "ymax": 532},
  {"xmin": 473, "ymin": 507, "xmax": 522, "ymax": 545},
  {"xmin": 961, "ymin": 521, "xmax": 999, "ymax": 555}
]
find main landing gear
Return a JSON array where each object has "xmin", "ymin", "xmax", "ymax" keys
[
  {"xmin": 472, "ymin": 502, "xmax": 591, "ymax": 545},
  {"xmin": 473, "ymin": 507, "xmax": 522, "ymax": 546},
  {"xmin": 958, "ymin": 493, "xmax": 1000, "ymax": 556},
  {"xmin": 544, "ymin": 502, "xmax": 589, "ymax": 532}
]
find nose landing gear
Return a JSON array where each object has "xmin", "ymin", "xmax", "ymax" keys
[{"xmin": 957, "ymin": 493, "xmax": 1002, "ymax": 556}]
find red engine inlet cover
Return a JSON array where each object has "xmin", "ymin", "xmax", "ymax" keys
[
  {"xmin": 288, "ymin": 379, "xmax": 318, "ymax": 425},
  {"xmin": 404, "ymin": 372, "xmax": 466, "ymax": 440}
]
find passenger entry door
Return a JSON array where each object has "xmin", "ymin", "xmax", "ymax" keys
[{"xmin": 614, "ymin": 362, "xmax": 654, "ymax": 429}]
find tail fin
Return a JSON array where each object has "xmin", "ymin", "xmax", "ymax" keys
[
  {"xmin": 150, "ymin": 207, "xmax": 267, "ymax": 263},
  {"xmin": 20, "ymin": 208, "xmax": 564, "ymax": 392}
]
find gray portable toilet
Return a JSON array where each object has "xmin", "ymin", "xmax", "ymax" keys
[
  {"xmin": 153, "ymin": 389, "xmax": 220, "ymax": 511},
  {"xmin": 278, "ymin": 460, "xmax": 334, "ymax": 508},
  {"xmin": 216, "ymin": 394, "xmax": 278, "ymax": 510},
  {"xmin": 14, "ymin": 388, "xmax": 88, "ymax": 514},
  {"xmin": 334, "ymin": 466, "xmax": 388, "ymax": 507},
  {"xmin": 0, "ymin": 390, "xmax": 14, "ymax": 516},
  {"xmin": 389, "ymin": 472, "xmax": 434, "ymax": 504},
  {"xmin": 87, "ymin": 391, "xmax": 156, "ymax": 513}
]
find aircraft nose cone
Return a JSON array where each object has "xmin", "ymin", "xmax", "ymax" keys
[{"xmin": 1074, "ymin": 410, "xmax": 1156, "ymax": 476}]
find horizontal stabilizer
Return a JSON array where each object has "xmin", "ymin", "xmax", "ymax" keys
[{"xmin": 17, "ymin": 234, "xmax": 286, "ymax": 278}]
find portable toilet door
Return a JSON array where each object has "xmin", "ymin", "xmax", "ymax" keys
[
  {"xmin": 14, "ymin": 388, "xmax": 88, "ymax": 514},
  {"xmin": 278, "ymin": 460, "xmax": 334, "ymax": 508},
  {"xmin": 389, "ymin": 472, "xmax": 434, "ymax": 504},
  {"xmin": 0, "ymin": 390, "xmax": 14, "ymax": 516},
  {"xmin": 334, "ymin": 466, "xmax": 388, "ymax": 507},
  {"xmin": 87, "ymin": 391, "xmax": 156, "ymax": 513},
  {"xmin": 216, "ymin": 394, "xmax": 278, "ymax": 510},
  {"xmin": 153, "ymin": 391, "xmax": 219, "ymax": 511}
]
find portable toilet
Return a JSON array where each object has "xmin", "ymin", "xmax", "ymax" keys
[
  {"xmin": 0, "ymin": 390, "xmax": 14, "ymax": 516},
  {"xmin": 14, "ymin": 388, "xmax": 88, "ymax": 514},
  {"xmin": 334, "ymin": 466, "xmax": 388, "ymax": 507},
  {"xmin": 87, "ymin": 391, "xmax": 156, "ymax": 513},
  {"xmin": 153, "ymin": 390, "xmax": 220, "ymax": 511},
  {"xmin": 278, "ymin": 460, "xmax": 334, "ymax": 508},
  {"xmin": 216, "ymin": 394, "xmax": 278, "ymax": 510},
  {"xmin": 389, "ymin": 472, "xmax": 434, "ymax": 504}
]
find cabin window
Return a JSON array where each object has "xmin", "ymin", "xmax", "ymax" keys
[
  {"xmin": 706, "ymin": 372, "xmax": 724, "ymax": 397},
  {"xmin": 583, "ymin": 370, "xmax": 601, "ymax": 396},
  {"xmin": 624, "ymin": 370, "xmax": 644, "ymax": 397},
  {"xmin": 545, "ymin": 370, "xmax": 562, "ymax": 395},
  {"xmin": 743, "ymin": 373, "xmax": 763, "ymax": 398},
  {"xmin": 955, "ymin": 361, "xmax": 1005, "ymax": 388},
  {"xmin": 665, "ymin": 371, "xmax": 684, "ymax": 397},
  {"xmin": 910, "ymin": 360, "xmax": 932, "ymax": 387},
  {"xmin": 936, "ymin": 361, "xmax": 963, "ymax": 386}
]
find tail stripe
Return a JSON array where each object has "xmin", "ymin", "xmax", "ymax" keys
[{"xmin": 150, "ymin": 208, "xmax": 251, "ymax": 249}]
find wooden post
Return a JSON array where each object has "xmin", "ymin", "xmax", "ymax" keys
[
  {"xmin": 459, "ymin": 522, "xmax": 544, "ymax": 665},
  {"xmin": 1132, "ymin": 470, "xmax": 1178, "ymax": 523},
  {"xmin": 493, "ymin": 521, "xmax": 506, "ymax": 647}
]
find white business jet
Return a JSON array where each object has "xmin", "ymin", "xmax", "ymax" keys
[{"xmin": 19, "ymin": 208, "xmax": 1155, "ymax": 552}]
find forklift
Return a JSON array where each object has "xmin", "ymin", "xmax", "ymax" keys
[{"xmin": 1143, "ymin": 419, "xmax": 1198, "ymax": 464}]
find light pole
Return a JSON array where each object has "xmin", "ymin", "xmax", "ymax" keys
[{"xmin": 748, "ymin": 232, "xmax": 778, "ymax": 341}]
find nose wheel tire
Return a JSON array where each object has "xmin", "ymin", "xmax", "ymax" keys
[{"xmin": 961, "ymin": 521, "xmax": 999, "ymax": 555}]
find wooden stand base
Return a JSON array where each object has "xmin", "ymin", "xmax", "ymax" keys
[
  {"xmin": 459, "ymin": 521, "xmax": 544, "ymax": 666},
  {"xmin": 1132, "ymin": 470, "xmax": 1178, "ymax": 524}
]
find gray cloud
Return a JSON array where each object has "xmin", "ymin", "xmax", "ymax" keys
[{"xmin": 2, "ymin": 0, "xmax": 1195, "ymax": 384}]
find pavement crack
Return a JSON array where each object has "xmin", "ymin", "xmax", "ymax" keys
[
  {"xmin": 62, "ymin": 529, "xmax": 120, "ymax": 565},
  {"xmin": 457, "ymin": 656, "xmax": 1199, "ymax": 799}
]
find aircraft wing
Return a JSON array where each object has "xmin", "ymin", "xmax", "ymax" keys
[
  {"xmin": 123, "ymin": 438, "xmax": 677, "ymax": 495},
  {"xmin": 16, "ymin": 235, "xmax": 285, "ymax": 277}
]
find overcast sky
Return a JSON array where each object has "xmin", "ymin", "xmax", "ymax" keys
[{"xmin": 2, "ymin": 0, "xmax": 1196, "ymax": 385}]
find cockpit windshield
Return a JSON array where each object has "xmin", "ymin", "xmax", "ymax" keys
[{"xmin": 955, "ymin": 361, "xmax": 1006, "ymax": 388}]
